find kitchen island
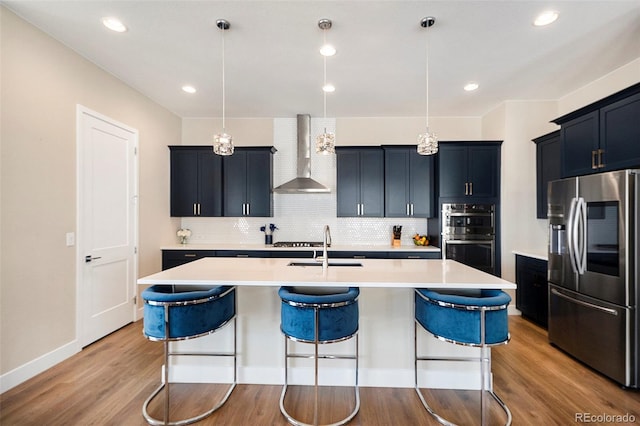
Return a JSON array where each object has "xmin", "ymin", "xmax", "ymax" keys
[{"xmin": 137, "ymin": 257, "xmax": 515, "ymax": 389}]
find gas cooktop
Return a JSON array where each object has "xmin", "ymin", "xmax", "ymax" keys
[{"xmin": 273, "ymin": 241, "xmax": 326, "ymax": 248}]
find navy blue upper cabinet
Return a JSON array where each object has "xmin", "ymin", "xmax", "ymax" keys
[
  {"xmin": 383, "ymin": 146, "xmax": 434, "ymax": 218},
  {"xmin": 533, "ymin": 131, "xmax": 561, "ymax": 219},
  {"xmin": 600, "ymin": 92, "xmax": 640, "ymax": 171},
  {"xmin": 438, "ymin": 142, "xmax": 501, "ymax": 202},
  {"xmin": 336, "ymin": 147, "xmax": 384, "ymax": 217},
  {"xmin": 560, "ymin": 111, "xmax": 600, "ymax": 177},
  {"xmin": 554, "ymin": 83, "xmax": 640, "ymax": 177},
  {"xmin": 170, "ymin": 146, "xmax": 222, "ymax": 217},
  {"xmin": 223, "ymin": 147, "xmax": 276, "ymax": 217}
]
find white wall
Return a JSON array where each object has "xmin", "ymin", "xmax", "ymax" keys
[{"xmin": 0, "ymin": 7, "xmax": 180, "ymax": 390}]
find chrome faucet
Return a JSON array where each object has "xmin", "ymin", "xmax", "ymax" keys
[{"xmin": 322, "ymin": 225, "xmax": 331, "ymax": 270}]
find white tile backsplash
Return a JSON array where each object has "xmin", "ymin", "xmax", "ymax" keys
[{"xmin": 181, "ymin": 118, "xmax": 429, "ymax": 246}]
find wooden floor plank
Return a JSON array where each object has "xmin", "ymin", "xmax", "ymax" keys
[{"xmin": 1, "ymin": 316, "xmax": 638, "ymax": 425}]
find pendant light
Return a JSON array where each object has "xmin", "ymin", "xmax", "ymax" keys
[
  {"xmin": 417, "ymin": 16, "xmax": 438, "ymax": 156},
  {"xmin": 316, "ymin": 18, "xmax": 336, "ymax": 155},
  {"xmin": 213, "ymin": 19, "xmax": 233, "ymax": 156}
]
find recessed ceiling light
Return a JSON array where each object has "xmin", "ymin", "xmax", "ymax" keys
[
  {"xmin": 320, "ymin": 44, "xmax": 336, "ymax": 57},
  {"xmin": 322, "ymin": 83, "xmax": 335, "ymax": 93},
  {"xmin": 102, "ymin": 17, "xmax": 127, "ymax": 33},
  {"xmin": 533, "ymin": 10, "xmax": 559, "ymax": 26},
  {"xmin": 182, "ymin": 85, "xmax": 197, "ymax": 94},
  {"xmin": 464, "ymin": 82, "xmax": 479, "ymax": 92}
]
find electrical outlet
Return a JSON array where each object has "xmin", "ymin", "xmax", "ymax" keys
[{"xmin": 66, "ymin": 232, "xmax": 75, "ymax": 247}]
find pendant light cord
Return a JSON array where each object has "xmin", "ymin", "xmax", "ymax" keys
[
  {"xmin": 425, "ymin": 24, "xmax": 429, "ymax": 130},
  {"xmin": 221, "ymin": 25, "xmax": 226, "ymax": 133},
  {"xmin": 323, "ymin": 29, "xmax": 328, "ymax": 122}
]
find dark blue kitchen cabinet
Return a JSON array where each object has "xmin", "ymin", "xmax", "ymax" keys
[
  {"xmin": 383, "ymin": 146, "xmax": 435, "ymax": 218},
  {"xmin": 162, "ymin": 249, "xmax": 217, "ymax": 270},
  {"xmin": 216, "ymin": 250, "xmax": 272, "ymax": 258},
  {"xmin": 600, "ymin": 92, "xmax": 640, "ymax": 171},
  {"xmin": 169, "ymin": 146, "xmax": 222, "ymax": 217},
  {"xmin": 438, "ymin": 142, "xmax": 501, "ymax": 202},
  {"xmin": 560, "ymin": 110, "xmax": 599, "ymax": 177},
  {"xmin": 515, "ymin": 254, "xmax": 548, "ymax": 328},
  {"xmin": 533, "ymin": 131, "xmax": 561, "ymax": 219},
  {"xmin": 223, "ymin": 147, "xmax": 276, "ymax": 217},
  {"xmin": 336, "ymin": 147, "xmax": 384, "ymax": 217},
  {"xmin": 554, "ymin": 83, "xmax": 640, "ymax": 177}
]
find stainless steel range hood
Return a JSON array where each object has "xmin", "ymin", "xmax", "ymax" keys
[{"xmin": 274, "ymin": 114, "xmax": 331, "ymax": 193}]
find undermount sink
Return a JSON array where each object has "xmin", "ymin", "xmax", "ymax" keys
[{"xmin": 287, "ymin": 261, "xmax": 363, "ymax": 267}]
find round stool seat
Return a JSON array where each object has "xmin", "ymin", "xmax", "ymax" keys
[
  {"xmin": 142, "ymin": 285, "xmax": 235, "ymax": 341},
  {"xmin": 415, "ymin": 289, "xmax": 510, "ymax": 346},
  {"xmin": 279, "ymin": 286, "xmax": 359, "ymax": 344}
]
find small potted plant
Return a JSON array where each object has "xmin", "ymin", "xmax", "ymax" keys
[{"xmin": 177, "ymin": 228, "xmax": 192, "ymax": 244}]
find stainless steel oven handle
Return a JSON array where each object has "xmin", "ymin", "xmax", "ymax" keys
[
  {"xmin": 551, "ymin": 288, "xmax": 618, "ymax": 316},
  {"xmin": 442, "ymin": 239, "xmax": 494, "ymax": 244}
]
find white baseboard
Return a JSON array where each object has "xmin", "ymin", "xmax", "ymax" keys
[{"xmin": 0, "ymin": 340, "xmax": 81, "ymax": 393}]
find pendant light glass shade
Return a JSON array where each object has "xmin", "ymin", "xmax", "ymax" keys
[
  {"xmin": 316, "ymin": 129, "xmax": 335, "ymax": 155},
  {"xmin": 417, "ymin": 128, "xmax": 438, "ymax": 155},
  {"xmin": 316, "ymin": 18, "xmax": 335, "ymax": 155},
  {"xmin": 213, "ymin": 132, "xmax": 234, "ymax": 156},
  {"xmin": 213, "ymin": 19, "xmax": 233, "ymax": 156},
  {"xmin": 417, "ymin": 16, "xmax": 437, "ymax": 156}
]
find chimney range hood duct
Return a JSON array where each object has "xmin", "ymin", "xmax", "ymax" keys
[{"xmin": 274, "ymin": 114, "xmax": 331, "ymax": 193}]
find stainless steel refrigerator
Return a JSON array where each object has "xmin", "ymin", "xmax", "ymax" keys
[{"xmin": 547, "ymin": 169, "xmax": 639, "ymax": 388}]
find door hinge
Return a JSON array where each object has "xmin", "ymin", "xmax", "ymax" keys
[
  {"xmin": 134, "ymin": 247, "xmax": 138, "ymax": 254},
  {"xmin": 133, "ymin": 295, "xmax": 137, "ymax": 304},
  {"xmin": 134, "ymin": 147, "xmax": 138, "ymax": 155}
]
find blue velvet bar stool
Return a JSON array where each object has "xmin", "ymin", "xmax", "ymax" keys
[
  {"xmin": 414, "ymin": 288, "xmax": 512, "ymax": 426},
  {"xmin": 278, "ymin": 286, "xmax": 360, "ymax": 426},
  {"xmin": 141, "ymin": 285, "xmax": 237, "ymax": 426}
]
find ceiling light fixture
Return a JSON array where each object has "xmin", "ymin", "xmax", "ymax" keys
[
  {"xmin": 182, "ymin": 85, "xmax": 197, "ymax": 94},
  {"xmin": 534, "ymin": 10, "xmax": 559, "ymax": 26},
  {"xmin": 102, "ymin": 17, "xmax": 127, "ymax": 33},
  {"xmin": 316, "ymin": 18, "xmax": 335, "ymax": 155},
  {"xmin": 213, "ymin": 19, "xmax": 233, "ymax": 156},
  {"xmin": 417, "ymin": 16, "xmax": 438, "ymax": 156},
  {"xmin": 464, "ymin": 82, "xmax": 479, "ymax": 92}
]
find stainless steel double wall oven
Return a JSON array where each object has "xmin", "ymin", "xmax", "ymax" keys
[{"xmin": 441, "ymin": 203, "xmax": 496, "ymax": 275}]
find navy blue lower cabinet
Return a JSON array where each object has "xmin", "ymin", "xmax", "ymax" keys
[
  {"xmin": 515, "ymin": 255, "xmax": 548, "ymax": 328},
  {"xmin": 162, "ymin": 250, "xmax": 217, "ymax": 270}
]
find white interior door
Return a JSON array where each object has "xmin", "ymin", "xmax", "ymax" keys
[{"xmin": 78, "ymin": 106, "xmax": 138, "ymax": 347}]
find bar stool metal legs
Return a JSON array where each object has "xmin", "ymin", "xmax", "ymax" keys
[
  {"xmin": 414, "ymin": 289, "xmax": 513, "ymax": 426},
  {"xmin": 278, "ymin": 287, "xmax": 360, "ymax": 426},
  {"xmin": 142, "ymin": 285, "xmax": 237, "ymax": 426}
]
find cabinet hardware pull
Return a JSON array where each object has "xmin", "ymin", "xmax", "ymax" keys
[
  {"xmin": 591, "ymin": 150, "xmax": 597, "ymax": 169},
  {"xmin": 410, "ymin": 204, "xmax": 414, "ymax": 216},
  {"xmin": 193, "ymin": 203, "xmax": 197, "ymax": 216},
  {"xmin": 360, "ymin": 204, "xmax": 364, "ymax": 216},
  {"xmin": 469, "ymin": 182, "xmax": 473, "ymax": 196},
  {"xmin": 237, "ymin": 254, "xmax": 249, "ymax": 258},
  {"xmin": 184, "ymin": 254, "xmax": 197, "ymax": 257},
  {"xmin": 465, "ymin": 182, "xmax": 469, "ymax": 195},
  {"xmin": 353, "ymin": 255, "xmax": 366, "ymax": 259},
  {"xmin": 357, "ymin": 204, "xmax": 361, "ymax": 216},
  {"xmin": 197, "ymin": 203, "xmax": 201, "ymax": 216},
  {"xmin": 406, "ymin": 204, "xmax": 410, "ymax": 216},
  {"xmin": 408, "ymin": 255, "xmax": 420, "ymax": 259},
  {"xmin": 598, "ymin": 149, "xmax": 605, "ymax": 168}
]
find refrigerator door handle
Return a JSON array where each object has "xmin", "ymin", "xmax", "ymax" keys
[
  {"xmin": 568, "ymin": 197, "xmax": 579, "ymax": 274},
  {"xmin": 551, "ymin": 288, "xmax": 618, "ymax": 316},
  {"xmin": 576, "ymin": 197, "xmax": 587, "ymax": 275}
]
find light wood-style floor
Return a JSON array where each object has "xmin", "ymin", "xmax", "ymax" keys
[{"xmin": 1, "ymin": 316, "xmax": 638, "ymax": 425}]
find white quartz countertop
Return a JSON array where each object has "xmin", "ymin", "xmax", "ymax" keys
[
  {"xmin": 162, "ymin": 243, "xmax": 440, "ymax": 252},
  {"xmin": 138, "ymin": 257, "xmax": 515, "ymax": 289},
  {"xmin": 512, "ymin": 249, "xmax": 548, "ymax": 261}
]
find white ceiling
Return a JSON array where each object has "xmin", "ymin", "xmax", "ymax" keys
[{"xmin": 4, "ymin": 1, "xmax": 640, "ymax": 119}]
